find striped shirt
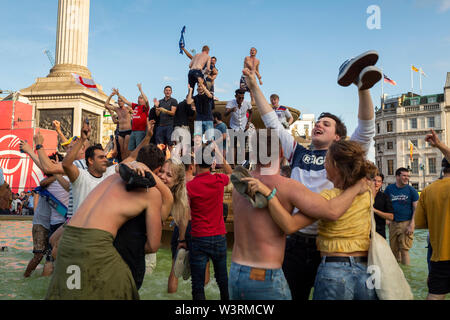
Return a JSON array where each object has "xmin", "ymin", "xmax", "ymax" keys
[{"xmin": 66, "ymin": 159, "xmax": 88, "ymax": 219}]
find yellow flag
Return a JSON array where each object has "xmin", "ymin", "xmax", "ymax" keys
[
  {"xmin": 408, "ymin": 141, "xmax": 414, "ymax": 161},
  {"xmin": 412, "ymin": 65, "xmax": 419, "ymax": 72}
]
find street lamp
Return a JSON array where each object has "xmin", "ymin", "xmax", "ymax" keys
[{"xmin": 420, "ymin": 164, "xmax": 426, "ymax": 190}]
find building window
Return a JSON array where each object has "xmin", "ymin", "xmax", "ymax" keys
[
  {"xmin": 411, "ymin": 158, "xmax": 419, "ymax": 174},
  {"xmin": 410, "ymin": 118, "xmax": 417, "ymax": 129},
  {"xmin": 428, "ymin": 158, "xmax": 436, "ymax": 174},
  {"xmin": 428, "ymin": 96, "xmax": 437, "ymax": 103},
  {"xmin": 411, "ymin": 99, "xmax": 419, "ymax": 106},
  {"xmin": 377, "ymin": 161, "xmax": 382, "ymax": 173},
  {"xmin": 304, "ymin": 125, "xmax": 309, "ymax": 136},
  {"xmin": 427, "ymin": 117, "xmax": 435, "ymax": 128},
  {"xmin": 377, "ymin": 144, "xmax": 380, "ymax": 151},
  {"xmin": 411, "ymin": 139, "xmax": 418, "ymax": 148},
  {"xmin": 388, "ymin": 160, "xmax": 394, "ymax": 175},
  {"xmin": 411, "ymin": 183, "xmax": 419, "ymax": 190},
  {"xmin": 387, "ymin": 121, "xmax": 393, "ymax": 132},
  {"xmin": 387, "ymin": 141, "xmax": 393, "ymax": 150},
  {"xmin": 376, "ymin": 123, "xmax": 380, "ymax": 134}
]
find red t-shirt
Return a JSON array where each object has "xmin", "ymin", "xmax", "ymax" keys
[
  {"xmin": 131, "ymin": 103, "xmax": 148, "ymax": 131},
  {"xmin": 187, "ymin": 172, "xmax": 229, "ymax": 237}
]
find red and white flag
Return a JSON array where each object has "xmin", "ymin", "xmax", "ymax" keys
[
  {"xmin": 72, "ymin": 73, "xmax": 98, "ymax": 92},
  {"xmin": 383, "ymin": 74, "xmax": 397, "ymax": 86}
]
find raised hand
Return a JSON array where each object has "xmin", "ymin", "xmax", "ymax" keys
[
  {"xmin": 147, "ymin": 119, "xmax": 155, "ymax": 137},
  {"xmin": 80, "ymin": 119, "xmax": 91, "ymax": 141},
  {"xmin": 242, "ymin": 68, "xmax": 258, "ymax": 89},
  {"xmin": 137, "ymin": 83, "xmax": 142, "ymax": 91},
  {"xmin": 425, "ymin": 129, "xmax": 441, "ymax": 148},
  {"xmin": 153, "ymin": 98, "xmax": 159, "ymax": 107},
  {"xmin": 19, "ymin": 140, "xmax": 32, "ymax": 154},
  {"xmin": 52, "ymin": 120, "xmax": 61, "ymax": 131},
  {"xmin": 34, "ymin": 131, "xmax": 44, "ymax": 145}
]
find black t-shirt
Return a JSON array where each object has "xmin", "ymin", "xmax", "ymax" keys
[
  {"xmin": 193, "ymin": 94, "xmax": 214, "ymax": 121},
  {"xmin": 174, "ymin": 100, "xmax": 195, "ymax": 127},
  {"xmin": 113, "ymin": 212, "xmax": 146, "ymax": 289},
  {"xmin": 373, "ymin": 191, "xmax": 394, "ymax": 239},
  {"xmin": 148, "ymin": 107, "xmax": 160, "ymax": 144}
]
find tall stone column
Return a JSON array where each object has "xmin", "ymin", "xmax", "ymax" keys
[{"xmin": 49, "ymin": 0, "xmax": 91, "ymax": 78}]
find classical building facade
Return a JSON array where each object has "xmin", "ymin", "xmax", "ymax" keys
[{"xmin": 374, "ymin": 72, "xmax": 450, "ymax": 190}]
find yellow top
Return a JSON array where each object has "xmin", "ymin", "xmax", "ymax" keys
[
  {"xmin": 415, "ymin": 178, "xmax": 450, "ymax": 262},
  {"xmin": 317, "ymin": 189, "xmax": 371, "ymax": 253}
]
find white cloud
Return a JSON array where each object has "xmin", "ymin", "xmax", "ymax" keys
[
  {"xmin": 438, "ymin": 0, "xmax": 450, "ymax": 11},
  {"xmin": 163, "ymin": 76, "xmax": 176, "ymax": 81}
]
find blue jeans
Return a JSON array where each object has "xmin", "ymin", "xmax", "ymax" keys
[
  {"xmin": 155, "ymin": 125, "xmax": 174, "ymax": 145},
  {"xmin": 194, "ymin": 121, "xmax": 214, "ymax": 141},
  {"xmin": 128, "ymin": 130, "xmax": 146, "ymax": 151},
  {"xmin": 313, "ymin": 257, "xmax": 378, "ymax": 300},
  {"xmin": 229, "ymin": 262, "xmax": 292, "ymax": 300},
  {"xmin": 190, "ymin": 235, "xmax": 228, "ymax": 300}
]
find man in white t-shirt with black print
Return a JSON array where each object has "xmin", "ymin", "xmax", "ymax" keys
[
  {"xmin": 243, "ymin": 49, "xmax": 381, "ymax": 300},
  {"xmin": 225, "ymin": 89, "xmax": 253, "ymax": 165}
]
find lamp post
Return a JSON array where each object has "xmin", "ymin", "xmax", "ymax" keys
[{"xmin": 420, "ymin": 164, "xmax": 426, "ymax": 190}]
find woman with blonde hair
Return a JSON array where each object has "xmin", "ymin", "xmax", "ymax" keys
[
  {"xmin": 157, "ymin": 158, "xmax": 191, "ymax": 293},
  {"xmin": 244, "ymin": 140, "xmax": 378, "ymax": 300}
]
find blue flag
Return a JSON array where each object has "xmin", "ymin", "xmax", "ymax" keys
[
  {"xmin": 35, "ymin": 186, "xmax": 68, "ymax": 218},
  {"xmin": 179, "ymin": 26, "xmax": 186, "ymax": 54}
]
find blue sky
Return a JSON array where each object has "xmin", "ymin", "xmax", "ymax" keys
[{"xmin": 1, "ymin": 0, "xmax": 449, "ymax": 160}]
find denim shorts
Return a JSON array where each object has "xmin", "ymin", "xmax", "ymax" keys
[
  {"xmin": 229, "ymin": 262, "xmax": 292, "ymax": 300},
  {"xmin": 128, "ymin": 130, "xmax": 146, "ymax": 151},
  {"xmin": 194, "ymin": 121, "xmax": 214, "ymax": 141},
  {"xmin": 312, "ymin": 256, "xmax": 378, "ymax": 300}
]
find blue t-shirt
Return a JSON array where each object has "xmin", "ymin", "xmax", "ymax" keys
[
  {"xmin": 384, "ymin": 184, "xmax": 419, "ymax": 222},
  {"xmin": 215, "ymin": 122, "xmax": 228, "ymax": 151}
]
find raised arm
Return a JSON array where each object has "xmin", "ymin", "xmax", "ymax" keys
[
  {"xmin": 113, "ymin": 88, "xmax": 133, "ymax": 107},
  {"xmin": 104, "ymin": 91, "xmax": 117, "ymax": 115},
  {"xmin": 182, "ymin": 47, "xmax": 193, "ymax": 60},
  {"xmin": 137, "ymin": 83, "xmax": 149, "ymax": 108},
  {"xmin": 121, "ymin": 119, "xmax": 154, "ymax": 164},
  {"xmin": 186, "ymin": 85, "xmax": 194, "ymax": 106},
  {"xmin": 40, "ymin": 176, "xmax": 57, "ymax": 188},
  {"xmin": 62, "ymin": 121, "xmax": 90, "ymax": 182},
  {"xmin": 52, "ymin": 120, "xmax": 68, "ymax": 145},
  {"xmin": 199, "ymin": 81, "xmax": 213, "ymax": 99},
  {"xmin": 33, "ymin": 132, "xmax": 65, "ymax": 175},
  {"xmin": 19, "ymin": 140, "xmax": 43, "ymax": 171},
  {"xmin": 212, "ymin": 141, "xmax": 232, "ymax": 176},
  {"xmin": 54, "ymin": 174, "xmax": 70, "ymax": 192},
  {"xmin": 425, "ymin": 129, "xmax": 450, "ymax": 161}
]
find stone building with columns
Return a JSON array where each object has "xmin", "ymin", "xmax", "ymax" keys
[
  {"xmin": 20, "ymin": 0, "xmax": 112, "ymax": 147},
  {"xmin": 374, "ymin": 72, "xmax": 450, "ymax": 190}
]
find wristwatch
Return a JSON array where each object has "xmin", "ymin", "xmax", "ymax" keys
[
  {"xmin": 178, "ymin": 239, "xmax": 186, "ymax": 243},
  {"xmin": 35, "ymin": 144, "xmax": 43, "ymax": 151}
]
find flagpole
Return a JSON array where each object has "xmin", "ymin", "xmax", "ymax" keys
[
  {"xmin": 410, "ymin": 65, "xmax": 413, "ymax": 94},
  {"xmin": 381, "ymin": 67, "xmax": 384, "ymax": 108},
  {"xmin": 419, "ymin": 67, "xmax": 423, "ymax": 95}
]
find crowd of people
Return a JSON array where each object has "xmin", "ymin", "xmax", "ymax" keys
[{"xmin": 1, "ymin": 47, "xmax": 449, "ymax": 301}]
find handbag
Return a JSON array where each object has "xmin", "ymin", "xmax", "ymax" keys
[{"xmin": 367, "ymin": 192, "xmax": 414, "ymax": 300}]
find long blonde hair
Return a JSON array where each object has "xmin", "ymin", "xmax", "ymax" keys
[{"xmin": 164, "ymin": 158, "xmax": 190, "ymax": 228}]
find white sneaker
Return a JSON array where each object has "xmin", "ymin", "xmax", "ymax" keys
[{"xmin": 357, "ymin": 66, "xmax": 382, "ymax": 90}]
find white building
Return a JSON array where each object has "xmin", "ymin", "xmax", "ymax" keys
[{"xmin": 374, "ymin": 72, "xmax": 450, "ymax": 190}]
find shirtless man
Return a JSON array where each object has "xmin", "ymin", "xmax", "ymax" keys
[
  {"xmin": 240, "ymin": 47, "xmax": 262, "ymax": 104},
  {"xmin": 46, "ymin": 157, "xmax": 173, "ymax": 300},
  {"xmin": 188, "ymin": 45, "xmax": 211, "ymax": 92},
  {"xmin": 182, "ymin": 46, "xmax": 218, "ymax": 94},
  {"xmin": 229, "ymin": 131, "xmax": 369, "ymax": 300},
  {"xmin": 104, "ymin": 90, "xmax": 133, "ymax": 160}
]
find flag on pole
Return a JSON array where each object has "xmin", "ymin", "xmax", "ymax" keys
[
  {"xmin": 412, "ymin": 65, "xmax": 419, "ymax": 72},
  {"xmin": 408, "ymin": 140, "xmax": 414, "ymax": 161},
  {"xmin": 72, "ymin": 73, "xmax": 98, "ymax": 92},
  {"xmin": 420, "ymin": 69, "xmax": 427, "ymax": 77},
  {"xmin": 179, "ymin": 26, "xmax": 186, "ymax": 54},
  {"xmin": 383, "ymin": 74, "xmax": 397, "ymax": 86}
]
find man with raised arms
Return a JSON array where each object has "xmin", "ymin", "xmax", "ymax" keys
[
  {"xmin": 240, "ymin": 47, "xmax": 263, "ymax": 104},
  {"xmin": 45, "ymin": 153, "xmax": 173, "ymax": 300},
  {"xmin": 104, "ymin": 89, "xmax": 133, "ymax": 159},
  {"xmin": 242, "ymin": 50, "xmax": 381, "ymax": 300},
  {"xmin": 187, "ymin": 45, "xmax": 211, "ymax": 92}
]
